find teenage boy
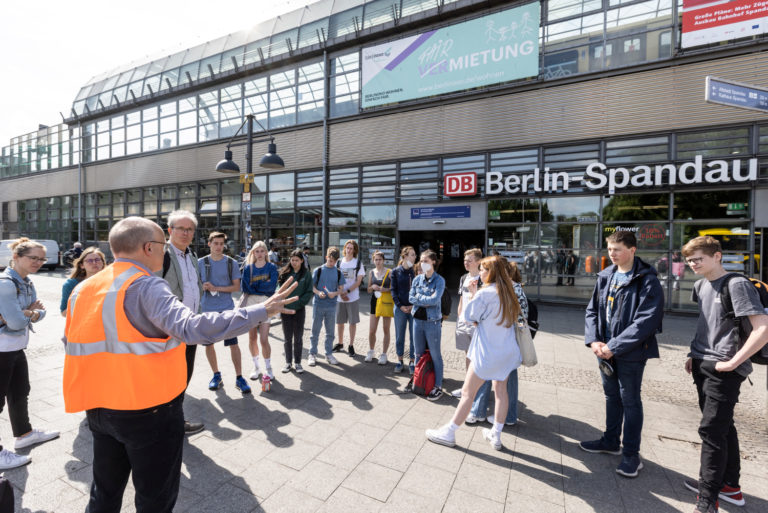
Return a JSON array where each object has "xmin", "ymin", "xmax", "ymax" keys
[
  {"xmin": 334, "ymin": 240, "xmax": 366, "ymax": 356},
  {"xmin": 451, "ymin": 248, "xmax": 483, "ymax": 398},
  {"xmin": 681, "ymin": 236, "xmax": 768, "ymax": 513},
  {"xmin": 198, "ymin": 232, "xmax": 250, "ymax": 395},
  {"xmin": 308, "ymin": 247, "xmax": 345, "ymax": 366},
  {"xmin": 581, "ymin": 230, "xmax": 664, "ymax": 478}
]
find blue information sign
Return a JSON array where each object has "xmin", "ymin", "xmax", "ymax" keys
[
  {"xmin": 410, "ymin": 206, "xmax": 471, "ymax": 219},
  {"xmin": 705, "ymin": 76, "xmax": 768, "ymax": 113}
]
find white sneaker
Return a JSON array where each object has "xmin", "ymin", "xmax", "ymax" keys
[
  {"xmin": 14, "ymin": 428, "xmax": 60, "ymax": 450},
  {"xmin": 465, "ymin": 415, "xmax": 484, "ymax": 424},
  {"xmin": 249, "ymin": 367, "xmax": 261, "ymax": 380},
  {"xmin": 281, "ymin": 363, "xmax": 292, "ymax": 373},
  {"xmin": 425, "ymin": 425, "xmax": 456, "ymax": 447},
  {"xmin": 295, "ymin": 364, "xmax": 305, "ymax": 374},
  {"xmin": 450, "ymin": 388, "xmax": 462, "ymax": 398},
  {"xmin": 0, "ymin": 448, "xmax": 31, "ymax": 470},
  {"xmin": 308, "ymin": 354, "xmax": 317, "ymax": 367},
  {"xmin": 377, "ymin": 353, "xmax": 388, "ymax": 365},
  {"xmin": 482, "ymin": 428, "xmax": 502, "ymax": 451},
  {"xmin": 327, "ymin": 354, "xmax": 339, "ymax": 365},
  {"xmin": 365, "ymin": 350, "xmax": 375, "ymax": 362},
  {"xmin": 265, "ymin": 366, "xmax": 274, "ymax": 379},
  {"xmin": 487, "ymin": 415, "xmax": 516, "ymax": 426}
]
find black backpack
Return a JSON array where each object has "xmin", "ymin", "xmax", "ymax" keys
[
  {"xmin": 527, "ymin": 299, "xmax": 539, "ymax": 339},
  {"xmin": 717, "ymin": 273, "xmax": 768, "ymax": 365},
  {"xmin": 337, "ymin": 258, "xmax": 363, "ymax": 287},
  {"xmin": 441, "ymin": 289, "xmax": 452, "ymax": 320},
  {"xmin": 201, "ymin": 255, "xmax": 234, "ymax": 283}
]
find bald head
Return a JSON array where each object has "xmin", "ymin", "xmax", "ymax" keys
[{"xmin": 110, "ymin": 217, "xmax": 164, "ymax": 256}]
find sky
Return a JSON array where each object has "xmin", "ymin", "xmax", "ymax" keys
[{"xmin": 0, "ymin": 0, "xmax": 304, "ymax": 147}]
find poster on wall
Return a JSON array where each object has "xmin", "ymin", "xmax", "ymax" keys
[
  {"xmin": 682, "ymin": 0, "xmax": 768, "ymax": 48},
  {"xmin": 361, "ymin": 2, "xmax": 540, "ymax": 108}
]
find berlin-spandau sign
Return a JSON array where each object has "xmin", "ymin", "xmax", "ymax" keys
[{"xmin": 486, "ymin": 156, "xmax": 759, "ymax": 195}]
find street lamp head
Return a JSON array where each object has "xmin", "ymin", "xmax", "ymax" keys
[
  {"xmin": 215, "ymin": 150, "xmax": 241, "ymax": 174},
  {"xmin": 259, "ymin": 142, "xmax": 285, "ymax": 170}
]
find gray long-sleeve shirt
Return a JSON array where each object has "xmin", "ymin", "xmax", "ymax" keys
[{"xmin": 118, "ymin": 258, "xmax": 268, "ymax": 343}]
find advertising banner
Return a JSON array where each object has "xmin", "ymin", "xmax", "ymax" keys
[
  {"xmin": 361, "ymin": 2, "xmax": 540, "ymax": 108},
  {"xmin": 682, "ymin": 0, "xmax": 768, "ymax": 48}
]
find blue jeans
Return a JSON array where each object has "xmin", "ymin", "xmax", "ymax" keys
[
  {"xmin": 413, "ymin": 319, "xmax": 443, "ymax": 388},
  {"xmin": 394, "ymin": 307, "xmax": 414, "ymax": 361},
  {"xmin": 600, "ymin": 358, "xmax": 647, "ymax": 457},
  {"xmin": 309, "ymin": 306, "xmax": 336, "ymax": 357},
  {"xmin": 470, "ymin": 369, "xmax": 518, "ymax": 423}
]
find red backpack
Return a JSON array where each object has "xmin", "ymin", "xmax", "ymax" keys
[{"xmin": 411, "ymin": 350, "xmax": 436, "ymax": 396}]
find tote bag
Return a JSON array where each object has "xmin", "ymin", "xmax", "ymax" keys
[
  {"xmin": 375, "ymin": 269, "xmax": 394, "ymax": 317},
  {"xmin": 516, "ymin": 320, "xmax": 538, "ymax": 367}
]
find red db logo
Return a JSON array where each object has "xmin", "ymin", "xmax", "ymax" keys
[{"xmin": 444, "ymin": 172, "xmax": 477, "ymax": 197}]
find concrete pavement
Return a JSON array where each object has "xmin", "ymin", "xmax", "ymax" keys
[{"xmin": 2, "ymin": 270, "xmax": 767, "ymax": 512}]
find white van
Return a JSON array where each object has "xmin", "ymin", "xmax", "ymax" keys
[{"xmin": 0, "ymin": 239, "xmax": 60, "ymax": 271}]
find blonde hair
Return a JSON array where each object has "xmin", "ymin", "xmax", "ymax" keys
[
  {"xmin": 479, "ymin": 255, "xmax": 521, "ymax": 328},
  {"xmin": 246, "ymin": 240, "xmax": 268, "ymax": 265},
  {"xmin": 343, "ymin": 240, "xmax": 359, "ymax": 258},
  {"xmin": 682, "ymin": 235, "xmax": 722, "ymax": 259},
  {"xmin": 9, "ymin": 237, "xmax": 45, "ymax": 268},
  {"xmin": 69, "ymin": 247, "xmax": 106, "ymax": 280}
]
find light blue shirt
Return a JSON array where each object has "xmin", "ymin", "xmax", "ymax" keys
[
  {"xmin": 94, "ymin": 259, "xmax": 269, "ymax": 345},
  {"xmin": 198, "ymin": 256, "xmax": 240, "ymax": 312}
]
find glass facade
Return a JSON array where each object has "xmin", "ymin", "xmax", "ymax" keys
[{"xmin": 9, "ymin": 123, "xmax": 768, "ymax": 312}]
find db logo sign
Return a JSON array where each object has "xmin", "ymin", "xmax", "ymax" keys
[{"xmin": 444, "ymin": 172, "xmax": 477, "ymax": 197}]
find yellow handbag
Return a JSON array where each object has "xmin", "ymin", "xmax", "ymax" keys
[{"xmin": 375, "ymin": 269, "xmax": 395, "ymax": 318}]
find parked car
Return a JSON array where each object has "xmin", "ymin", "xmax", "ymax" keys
[
  {"xmin": 0, "ymin": 239, "xmax": 59, "ymax": 270},
  {"xmin": 0, "ymin": 240, "xmax": 13, "ymax": 270}
]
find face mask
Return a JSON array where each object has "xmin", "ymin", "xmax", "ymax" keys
[
  {"xmin": 403, "ymin": 260, "xmax": 413, "ymax": 269},
  {"xmin": 420, "ymin": 262, "xmax": 433, "ymax": 273}
]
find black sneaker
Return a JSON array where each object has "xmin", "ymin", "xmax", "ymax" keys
[
  {"xmin": 332, "ymin": 343, "xmax": 344, "ymax": 353},
  {"xmin": 426, "ymin": 387, "xmax": 443, "ymax": 401},
  {"xmin": 404, "ymin": 380, "xmax": 413, "ymax": 394},
  {"xmin": 347, "ymin": 345, "xmax": 356, "ymax": 357},
  {"xmin": 579, "ymin": 439, "xmax": 621, "ymax": 455},
  {"xmin": 184, "ymin": 421, "xmax": 204, "ymax": 435}
]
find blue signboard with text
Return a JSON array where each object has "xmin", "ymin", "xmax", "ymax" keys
[
  {"xmin": 705, "ymin": 76, "xmax": 768, "ymax": 113},
  {"xmin": 410, "ymin": 206, "xmax": 471, "ymax": 219}
]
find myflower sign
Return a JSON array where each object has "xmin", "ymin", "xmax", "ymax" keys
[{"xmin": 361, "ymin": 2, "xmax": 540, "ymax": 108}]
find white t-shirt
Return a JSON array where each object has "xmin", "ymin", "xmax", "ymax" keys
[{"xmin": 338, "ymin": 257, "xmax": 366, "ymax": 303}]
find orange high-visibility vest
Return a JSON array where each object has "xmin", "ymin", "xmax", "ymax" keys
[{"xmin": 63, "ymin": 261, "xmax": 186, "ymax": 412}]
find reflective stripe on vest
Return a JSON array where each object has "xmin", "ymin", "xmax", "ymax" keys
[
  {"xmin": 63, "ymin": 262, "xmax": 187, "ymax": 413},
  {"xmin": 64, "ymin": 266, "xmax": 181, "ymax": 357}
]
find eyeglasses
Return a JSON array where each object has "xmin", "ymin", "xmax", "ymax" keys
[
  {"xmin": 686, "ymin": 257, "xmax": 705, "ymax": 265},
  {"xmin": 83, "ymin": 258, "xmax": 104, "ymax": 265},
  {"xmin": 146, "ymin": 240, "xmax": 169, "ymax": 252},
  {"xmin": 172, "ymin": 227, "xmax": 195, "ymax": 234},
  {"xmin": 24, "ymin": 256, "xmax": 47, "ymax": 263}
]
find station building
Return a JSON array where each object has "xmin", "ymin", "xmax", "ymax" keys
[{"xmin": 1, "ymin": 0, "xmax": 767, "ymax": 311}]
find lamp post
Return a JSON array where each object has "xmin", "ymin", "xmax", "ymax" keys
[{"xmin": 215, "ymin": 114, "xmax": 284, "ymax": 253}]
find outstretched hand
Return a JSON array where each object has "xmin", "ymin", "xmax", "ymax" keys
[{"xmin": 263, "ymin": 277, "xmax": 299, "ymax": 317}]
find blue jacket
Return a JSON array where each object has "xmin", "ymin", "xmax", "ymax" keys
[
  {"xmin": 390, "ymin": 265, "xmax": 414, "ymax": 309},
  {"xmin": 0, "ymin": 268, "xmax": 46, "ymax": 350},
  {"xmin": 409, "ymin": 272, "xmax": 445, "ymax": 322},
  {"xmin": 584, "ymin": 257, "xmax": 663, "ymax": 361}
]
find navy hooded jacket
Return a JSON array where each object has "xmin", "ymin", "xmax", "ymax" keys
[{"xmin": 584, "ymin": 256, "xmax": 664, "ymax": 361}]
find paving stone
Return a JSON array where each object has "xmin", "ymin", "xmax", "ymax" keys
[
  {"xmin": 316, "ymin": 438, "xmax": 372, "ymax": 471},
  {"xmin": 235, "ymin": 461, "xmax": 299, "ymax": 501},
  {"xmin": 397, "ymin": 461, "xmax": 456, "ymax": 503},
  {"xmin": 442, "ymin": 488, "xmax": 505, "ymax": 513},
  {"xmin": 286, "ymin": 459, "xmax": 349, "ymax": 501},
  {"xmin": 365, "ymin": 440, "xmax": 421, "ymax": 473},
  {"xmin": 341, "ymin": 461, "xmax": 402, "ymax": 502},
  {"xmin": 453, "ymin": 461, "xmax": 509, "ymax": 504},
  {"xmin": 259, "ymin": 485, "xmax": 323, "ymax": 513},
  {"xmin": 505, "ymin": 490, "xmax": 567, "ymax": 512},
  {"xmin": 316, "ymin": 486, "xmax": 384, "ymax": 513}
]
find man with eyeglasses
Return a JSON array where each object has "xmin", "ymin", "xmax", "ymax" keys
[
  {"xmin": 680, "ymin": 235, "xmax": 768, "ymax": 513},
  {"xmin": 581, "ymin": 230, "xmax": 664, "ymax": 479},
  {"xmin": 160, "ymin": 210, "xmax": 205, "ymax": 435},
  {"xmin": 62, "ymin": 216, "xmax": 298, "ymax": 513}
]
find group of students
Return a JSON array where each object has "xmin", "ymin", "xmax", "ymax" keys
[{"xmin": 1, "ymin": 216, "xmax": 767, "ymax": 513}]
